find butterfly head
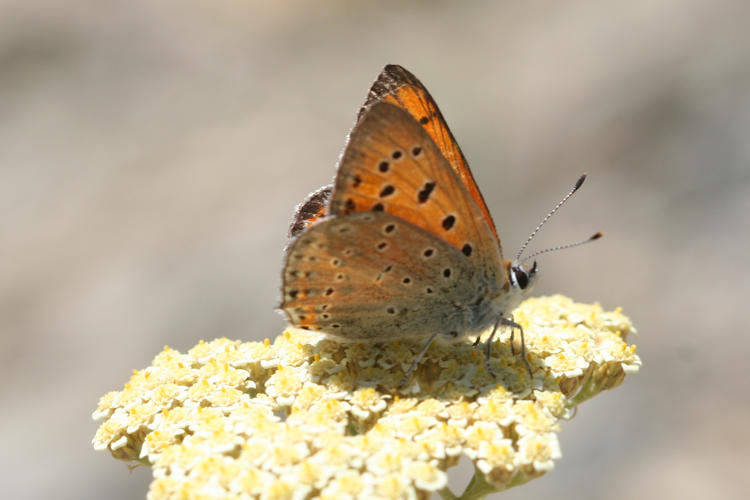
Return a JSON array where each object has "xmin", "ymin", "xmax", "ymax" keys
[
  {"xmin": 480, "ymin": 259, "xmax": 537, "ymax": 329},
  {"xmin": 509, "ymin": 260, "xmax": 538, "ymax": 296}
]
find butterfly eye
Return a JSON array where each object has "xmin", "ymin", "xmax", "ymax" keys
[{"xmin": 511, "ymin": 266, "xmax": 529, "ymax": 290}]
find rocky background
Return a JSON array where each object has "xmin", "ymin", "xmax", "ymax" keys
[{"xmin": 1, "ymin": 1, "xmax": 748, "ymax": 499}]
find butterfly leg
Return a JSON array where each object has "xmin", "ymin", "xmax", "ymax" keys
[
  {"xmin": 504, "ymin": 315, "xmax": 532, "ymax": 376},
  {"xmin": 398, "ymin": 331, "xmax": 441, "ymax": 387},
  {"xmin": 482, "ymin": 318, "xmax": 502, "ymax": 378},
  {"xmin": 508, "ymin": 315, "xmax": 517, "ymax": 354},
  {"xmin": 472, "ymin": 333, "xmax": 483, "ymax": 347}
]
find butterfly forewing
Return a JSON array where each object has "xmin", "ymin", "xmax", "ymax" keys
[
  {"xmin": 329, "ymin": 101, "xmax": 505, "ymax": 285},
  {"xmin": 282, "ymin": 212, "xmax": 479, "ymax": 340},
  {"xmin": 360, "ymin": 64, "xmax": 499, "ymax": 242}
]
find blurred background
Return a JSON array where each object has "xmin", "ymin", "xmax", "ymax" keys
[{"xmin": 1, "ymin": 0, "xmax": 748, "ymax": 498}]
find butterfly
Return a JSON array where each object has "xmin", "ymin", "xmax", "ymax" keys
[{"xmin": 280, "ymin": 64, "xmax": 594, "ymax": 384}]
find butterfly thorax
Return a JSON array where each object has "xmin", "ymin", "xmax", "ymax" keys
[{"xmin": 454, "ymin": 260, "xmax": 535, "ymax": 339}]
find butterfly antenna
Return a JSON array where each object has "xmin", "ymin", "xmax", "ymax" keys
[
  {"xmin": 520, "ymin": 232, "xmax": 603, "ymax": 265},
  {"xmin": 515, "ymin": 173, "xmax": 588, "ymax": 261}
]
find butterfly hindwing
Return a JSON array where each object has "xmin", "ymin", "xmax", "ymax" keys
[
  {"xmin": 282, "ymin": 212, "xmax": 479, "ymax": 341},
  {"xmin": 288, "ymin": 185, "xmax": 332, "ymax": 238}
]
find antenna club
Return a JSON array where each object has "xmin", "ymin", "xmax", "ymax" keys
[
  {"xmin": 574, "ymin": 173, "xmax": 587, "ymax": 191},
  {"xmin": 591, "ymin": 232, "xmax": 603, "ymax": 240}
]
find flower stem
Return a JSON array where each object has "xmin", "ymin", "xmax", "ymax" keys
[
  {"xmin": 438, "ymin": 487, "xmax": 459, "ymax": 500},
  {"xmin": 454, "ymin": 467, "xmax": 499, "ymax": 500}
]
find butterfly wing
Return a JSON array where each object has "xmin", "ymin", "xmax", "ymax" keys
[
  {"xmin": 281, "ymin": 212, "xmax": 480, "ymax": 340},
  {"xmin": 328, "ymin": 101, "xmax": 506, "ymax": 285},
  {"xmin": 289, "ymin": 185, "xmax": 332, "ymax": 238},
  {"xmin": 360, "ymin": 64, "xmax": 500, "ymax": 242},
  {"xmin": 289, "ymin": 65, "xmax": 500, "ymax": 243}
]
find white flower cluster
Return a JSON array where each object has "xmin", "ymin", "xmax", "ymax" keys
[{"xmin": 92, "ymin": 295, "xmax": 640, "ymax": 499}]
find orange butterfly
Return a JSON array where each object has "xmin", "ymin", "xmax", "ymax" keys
[{"xmin": 282, "ymin": 65, "xmax": 596, "ymax": 384}]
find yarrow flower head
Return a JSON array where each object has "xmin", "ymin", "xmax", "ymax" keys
[{"xmin": 92, "ymin": 295, "xmax": 640, "ymax": 499}]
